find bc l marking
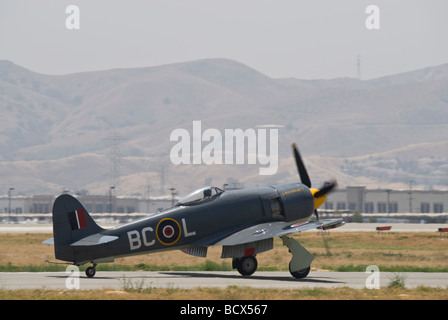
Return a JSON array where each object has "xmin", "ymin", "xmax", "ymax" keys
[{"xmin": 127, "ymin": 218, "xmax": 196, "ymax": 250}]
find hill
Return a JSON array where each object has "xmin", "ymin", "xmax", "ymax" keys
[{"xmin": 0, "ymin": 59, "xmax": 447, "ymax": 196}]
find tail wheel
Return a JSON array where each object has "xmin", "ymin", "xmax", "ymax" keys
[
  {"xmin": 289, "ymin": 263, "xmax": 311, "ymax": 279},
  {"xmin": 85, "ymin": 265, "xmax": 96, "ymax": 278},
  {"xmin": 234, "ymin": 256, "xmax": 258, "ymax": 276}
]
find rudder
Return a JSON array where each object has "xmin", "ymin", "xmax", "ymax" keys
[{"xmin": 52, "ymin": 194, "xmax": 103, "ymax": 263}]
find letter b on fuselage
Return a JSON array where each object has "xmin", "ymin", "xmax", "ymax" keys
[{"xmin": 127, "ymin": 227, "xmax": 155, "ymax": 251}]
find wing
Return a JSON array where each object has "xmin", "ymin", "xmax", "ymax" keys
[{"xmin": 212, "ymin": 218, "xmax": 344, "ymax": 246}]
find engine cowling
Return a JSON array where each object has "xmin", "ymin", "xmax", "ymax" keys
[{"xmin": 273, "ymin": 182, "xmax": 315, "ymax": 222}]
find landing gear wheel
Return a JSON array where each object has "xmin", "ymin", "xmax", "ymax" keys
[
  {"xmin": 86, "ymin": 266, "xmax": 96, "ymax": 278},
  {"xmin": 289, "ymin": 263, "xmax": 310, "ymax": 279},
  {"xmin": 234, "ymin": 256, "xmax": 258, "ymax": 276}
]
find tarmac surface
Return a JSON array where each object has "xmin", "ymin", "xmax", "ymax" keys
[{"xmin": 1, "ymin": 271, "xmax": 447, "ymax": 290}]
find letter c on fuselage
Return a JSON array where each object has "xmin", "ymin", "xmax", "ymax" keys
[{"xmin": 142, "ymin": 226, "xmax": 155, "ymax": 247}]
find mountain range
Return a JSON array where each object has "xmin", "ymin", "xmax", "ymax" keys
[{"xmin": 1, "ymin": 58, "xmax": 447, "ymax": 196}]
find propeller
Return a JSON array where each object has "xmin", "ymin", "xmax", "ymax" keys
[
  {"xmin": 291, "ymin": 143, "xmax": 337, "ymax": 220},
  {"xmin": 292, "ymin": 143, "xmax": 311, "ymax": 188},
  {"xmin": 314, "ymin": 180, "xmax": 338, "ymax": 198}
]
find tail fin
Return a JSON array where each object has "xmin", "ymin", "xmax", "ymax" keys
[{"xmin": 51, "ymin": 194, "xmax": 103, "ymax": 263}]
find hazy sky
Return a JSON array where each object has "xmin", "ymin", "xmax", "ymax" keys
[{"xmin": 1, "ymin": 0, "xmax": 447, "ymax": 79}]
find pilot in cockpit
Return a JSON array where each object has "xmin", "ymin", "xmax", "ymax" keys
[{"xmin": 203, "ymin": 188, "xmax": 212, "ymax": 199}]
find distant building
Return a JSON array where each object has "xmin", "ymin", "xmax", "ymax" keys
[
  {"xmin": 1, "ymin": 187, "xmax": 446, "ymax": 222},
  {"xmin": 326, "ymin": 187, "xmax": 447, "ymax": 214},
  {"xmin": 0, "ymin": 194, "xmax": 177, "ymax": 215}
]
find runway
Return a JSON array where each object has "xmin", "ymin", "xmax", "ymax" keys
[{"xmin": 1, "ymin": 271, "xmax": 447, "ymax": 290}]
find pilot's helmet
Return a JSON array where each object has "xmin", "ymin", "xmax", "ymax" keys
[{"xmin": 203, "ymin": 188, "xmax": 212, "ymax": 197}]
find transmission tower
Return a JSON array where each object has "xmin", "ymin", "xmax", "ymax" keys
[
  {"xmin": 159, "ymin": 165, "xmax": 165, "ymax": 195},
  {"xmin": 104, "ymin": 132, "xmax": 126, "ymax": 190}
]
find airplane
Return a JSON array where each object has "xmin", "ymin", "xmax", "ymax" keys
[{"xmin": 44, "ymin": 143, "xmax": 344, "ymax": 279}]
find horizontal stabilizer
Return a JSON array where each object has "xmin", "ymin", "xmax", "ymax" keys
[
  {"xmin": 43, "ymin": 238, "xmax": 54, "ymax": 245},
  {"xmin": 70, "ymin": 234, "xmax": 119, "ymax": 246}
]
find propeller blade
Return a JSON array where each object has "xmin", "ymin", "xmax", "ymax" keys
[
  {"xmin": 292, "ymin": 143, "xmax": 311, "ymax": 188},
  {"xmin": 314, "ymin": 180, "xmax": 337, "ymax": 198}
]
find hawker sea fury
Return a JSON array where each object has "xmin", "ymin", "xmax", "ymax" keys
[{"xmin": 44, "ymin": 144, "xmax": 344, "ymax": 278}]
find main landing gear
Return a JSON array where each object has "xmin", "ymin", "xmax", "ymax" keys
[
  {"xmin": 232, "ymin": 256, "xmax": 258, "ymax": 276},
  {"xmin": 282, "ymin": 235, "xmax": 314, "ymax": 279},
  {"xmin": 231, "ymin": 236, "xmax": 313, "ymax": 279},
  {"xmin": 289, "ymin": 264, "xmax": 311, "ymax": 279}
]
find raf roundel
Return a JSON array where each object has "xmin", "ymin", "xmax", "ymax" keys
[{"xmin": 156, "ymin": 218, "xmax": 181, "ymax": 245}]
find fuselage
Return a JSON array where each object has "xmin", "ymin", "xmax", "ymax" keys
[{"xmin": 72, "ymin": 182, "xmax": 315, "ymax": 264}]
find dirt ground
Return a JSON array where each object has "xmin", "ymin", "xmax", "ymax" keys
[
  {"xmin": 1, "ymin": 231, "xmax": 447, "ymax": 271},
  {"xmin": 1, "ymin": 231, "xmax": 447, "ymax": 300}
]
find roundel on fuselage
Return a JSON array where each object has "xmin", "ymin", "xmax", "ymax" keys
[{"xmin": 156, "ymin": 218, "xmax": 181, "ymax": 245}]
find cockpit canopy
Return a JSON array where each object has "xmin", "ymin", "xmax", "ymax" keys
[{"xmin": 176, "ymin": 186, "xmax": 225, "ymax": 206}]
